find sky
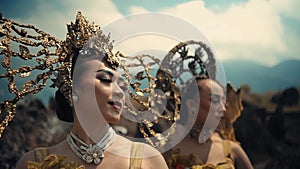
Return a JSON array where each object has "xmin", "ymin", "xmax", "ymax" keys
[{"xmin": 1, "ymin": 0, "xmax": 300, "ymax": 67}]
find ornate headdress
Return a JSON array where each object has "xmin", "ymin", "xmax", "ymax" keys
[
  {"xmin": 0, "ymin": 12, "xmax": 119, "ymax": 138},
  {"xmin": 118, "ymin": 53, "xmax": 180, "ymax": 147},
  {"xmin": 161, "ymin": 40, "xmax": 216, "ymax": 81},
  {"xmin": 119, "ymin": 40, "xmax": 217, "ymax": 147}
]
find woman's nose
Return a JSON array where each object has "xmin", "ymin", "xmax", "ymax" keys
[
  {"xmin": 220, "ymin": 102, "xmax": 226, "ymax": 112},
  {"xmin": 113, "ymin": 84, "xmax": 125, "ymax": 98},
  {"xmin": 215, "ymin": 102, "xmax": 226, "ymax": 117}
]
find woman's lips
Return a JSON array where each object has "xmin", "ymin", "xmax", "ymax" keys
[{"xmin": 108, "ymin": 101, "xmax": 122, "ymax": 112}]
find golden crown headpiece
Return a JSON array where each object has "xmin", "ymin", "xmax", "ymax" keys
[
  {"xmin": 0, "ymin": 12, "xmax": 119, "ymax": 138},
  {"xmin": 52, "ymin": 11, "xmax": 119, "ymax": 105}
]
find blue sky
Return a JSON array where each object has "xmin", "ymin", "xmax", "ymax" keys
[{"xmin": 1, "ymin": 0, "xmax": 300, "ymax": 66}]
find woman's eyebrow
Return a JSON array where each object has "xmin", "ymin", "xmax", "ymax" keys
[
  {"xmin": 95, "ymin": 69, "xmax": 114, "ymax": 77},
  {"xmin": 210, "ymin": 93, "xmax": 220, "ymax": 97},
  {"xmin": 210, "ymin": 93, "xmax": 226, "ymax": 101},
  {"xmin": 210, "ymin": 93, "xmax": 225, "ymax": 99}
]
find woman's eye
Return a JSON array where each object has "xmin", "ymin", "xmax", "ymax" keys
[
  {"xmin": 211, "ymin": 97, "xmax": 220, "ymax": 104},
  {"xmin": 98, "ymin": 77, "xmax": 112, "ymax": 83},
  {"xmin": 118, "ymin": 81, "xmax": 127, "ymax": 91}
]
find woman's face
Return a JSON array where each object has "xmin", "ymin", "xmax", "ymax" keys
[
  {"xmin": 74, "ymin": 60, "xmax": 126, "ymax": 124},
  {"xmin": 196, "ymin": 79, "xmax": 226, "ymax": 127}
]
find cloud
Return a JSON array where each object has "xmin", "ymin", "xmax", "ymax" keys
[
  {"xmin": 270, "ymin": 0, "xmax": 300, "ymax": 21},
  {"xmin": 129, "ymin": 0, "xmax": 299, "ymax": 66},
  {"xmin": 8, "ymin": 0, "xmax": 299, "ymax": 66},
  {"xmin": 18, "ymin": 0, "xmax": 124, "ymax": 39}
]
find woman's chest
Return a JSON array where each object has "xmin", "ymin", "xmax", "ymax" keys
[
  {"xmin": 175, "ymin": 140, "xmax": 226, "ymax": 165},
  {"xmin": 89, "ymin": 156, "xmax": 130, "ymax": 169}
]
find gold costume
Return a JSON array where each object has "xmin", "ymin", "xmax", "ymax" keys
[{"xmin": 167, "ymin": 140, "xmax": 235, "ymax": 169}]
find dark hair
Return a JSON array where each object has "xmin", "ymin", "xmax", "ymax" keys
[
  {"xmin": 54, "ymin": 48, "xmax": 80, "ymax": 122},
  {"xmin": 55, "ymin": 90, "xmax": 74, "ymax": 122}
]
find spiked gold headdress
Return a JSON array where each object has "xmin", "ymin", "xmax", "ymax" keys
[{"xmin": 0, "ymin": 12, "xmax": 119, "ymax": 138}]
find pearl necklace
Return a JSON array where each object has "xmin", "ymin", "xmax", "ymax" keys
[{"xmin": 67, "ymin": 127, "xmax": 115, "ymax": 165}]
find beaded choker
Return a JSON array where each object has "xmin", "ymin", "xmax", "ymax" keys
[{"xmin": 67, "ymin": 127, "xmax": 115, "ymax": 165}]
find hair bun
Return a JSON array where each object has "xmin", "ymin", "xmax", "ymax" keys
[{"xmin": 55, "ymin": 90, "xmax": 73, "ymax": 122}]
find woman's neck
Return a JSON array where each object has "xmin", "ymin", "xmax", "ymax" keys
[
  {"xmin": 71, "ymin": 115, "xmax": 110, "ymax": 145},
  {"xmin": 190, "ymin": 123, "xmax": 215, "ymax": 144},
  {"xmin": 192, "ymin": 122, "xmax": 205, "ymax": 131}
]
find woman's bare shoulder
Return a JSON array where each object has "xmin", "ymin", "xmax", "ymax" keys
[
  {"xmin": 230, "ymin": 141, "xmax": 246, "ymax": 156},
  {"xmin": 141, "ymin": 143, "xmax": 169, "ymax": 169},
  {"xmin": 15, "ymin": 149, "xmax": 36, "ymax": 169},
  {"xmin": 230, "ymin": 141, "xmax": 254, "ymax": 169},
  {"xmin": 15, "ymin": 140, "xmax": 67, "ymax": 169}
]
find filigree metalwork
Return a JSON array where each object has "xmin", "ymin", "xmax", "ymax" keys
[{"xmin": 161, "ymin": 40, "xmax": 216, "ymax": 82}]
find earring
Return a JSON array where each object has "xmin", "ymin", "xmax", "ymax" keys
[{"xmin": 72, "ymin": 94, "xmax": 79, "ymax": 102}]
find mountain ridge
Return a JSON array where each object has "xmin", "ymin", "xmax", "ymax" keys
[{"xmin": 222, "ymin": 59, "xmax": 300, "ymax": 93}]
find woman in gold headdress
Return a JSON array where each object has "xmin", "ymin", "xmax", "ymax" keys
[
  {"xmin": 165, "ymin": 78, "xmax": 253, "ymax": 169},
  {"xmin": 0, "ymin": 12, "xmax": 168, "ymax": 169},
  {"xmin": 160, "ymin": 41, "xmax": 253, "ymax": 169}
]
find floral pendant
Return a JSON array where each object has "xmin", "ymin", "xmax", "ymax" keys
[{"xmin": 81, "ymin": 144, "xmax": 104, "ymax": 165}]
